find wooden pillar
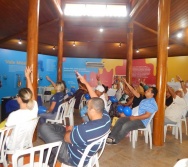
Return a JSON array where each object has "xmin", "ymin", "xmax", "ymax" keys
[
  {"xmin": 27, "ymin": 0, "xmax": 40, "ymax": 99},
  {"xmin": 126, "ymin": 22, "xmax": 133, "ymax": 84},
  {"xmin": 27, "ymin": 0, "xmax": 40, "ymax": 142},
  {"xmin": 153, "ymin": 0, "xmax": 171, "ymax": 146},
  {"xmin": 57, "ymin": 17, "xmax": 64, "ymax": 82}
]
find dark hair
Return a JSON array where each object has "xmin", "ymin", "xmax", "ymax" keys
[
  {"xmin": 102, "ymin": 84, "xmax": 108, "ymax": 93},
  {"xmin": 89, "ymin": 97, "xmax": 104, "ymax": 113},
  {"xmin": 150, "ymin": 87, "xmax": 158, "ymax": 98}
]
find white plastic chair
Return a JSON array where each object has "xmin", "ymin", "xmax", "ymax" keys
[
  {"xmin": 181, "ymin": 110, "xmax": 188, "ymax": 135},
  {"xmin": 79, "ymin": 94, "xmax": 86, "ymax": 110},
  {"xmin": 105, "ymin": 100, "xmax": 112, "ymax": 113},
  {"xmin": 63, "ymin": 97, "xmax": 76, "ymax": 126},
  {"xmin": 132, "ymin": 112, "xmax": 156, "ymax": 149},
  {"xmin": 61, "ymin": 130, "xmax": 111, "ymax": 167},
  {"xmin": 3, "ymin": 117, "xmax": 39, "ymax": 166},
  {"xmin": 12, "ymin": 141, "xmax": 62, "ymax": 167},
  {"xmin": 174, "ymin": 158, "xmax": 188, "ymax": 167},
  {"xmin": 0, "ymin": 126, "xmax": 15, "ymax": 165},
  {"xmin": 46, "ymin": 102, "xmax": 69, "ymax": 124},
  {"xmin": 164, "ymin": 120, "xmax": 182, "ymax": 143}
]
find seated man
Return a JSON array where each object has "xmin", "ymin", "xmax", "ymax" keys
[
  {"xmin": 164, "ymin": 84, "xmax": 187, "ymax": 125},
  {"xmin": 107, "ymin": 86, "xmax": 158, "ymax": 144},
  {"xmin": 38, "ymin": 97, "xmax": 111, "ymax": 166}
]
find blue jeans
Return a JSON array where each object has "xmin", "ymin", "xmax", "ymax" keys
[
  {"xmin": 38, "ymin": 123, "xmax": 72, "ymax": 166},
  {"xmin": 39, "ymin": 112, "xmax": 57, "ymax": 124},
  {"xmin": 109, "ymin": 117, "xmax": 145, "ymax": 143}
]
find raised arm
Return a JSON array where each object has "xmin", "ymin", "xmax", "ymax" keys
[
  {"xmin": 96, "ymin": 74, "xmax": 102, "ymax": 85},
  {"xmin": 76, "ymin": 71, "xmax": 98, "ymax": 98},
  {"xmin": 122, "ymin": 78, "xmax": 140, "ymax": 98},
  {"xmin": 46, "ymin": 76, "xmax": 56, "ymax": 88},
  {"xmin": 166, "ymin": 84, "xmax": 176, "ymax": 99},
  {"xmin": 176, "ymin": 75, "xmax": 187, "ymax": 94},
  {"xmin": 25, "ymin": 66, "xmax": 35, "ymax": 100}
]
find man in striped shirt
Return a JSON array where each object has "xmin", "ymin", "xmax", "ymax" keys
[{"xmin": 38, "ymin": 97, "xmax": 111, "ymax": 166}]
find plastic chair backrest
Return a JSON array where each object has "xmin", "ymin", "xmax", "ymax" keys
[
  {"xmin": 105, "ymin": 100, "xmax": 112, "ymax": 113},
  {"xmin": 145, "ymin": 111, "xmax": 156, "ymax": 128},
  {"xmin": 79, "ymin": 94, "xmax": 85, "ymax": 110},
  {"xmin": 64, "ymin": 97, "xmax": 76, "ymax": 116},
  {"xmin": 0, "ymin": 126, "xmax": 14, "ymax": 163},
  {"xmin": 78, "ymin": 130, "xmax": 110, "ymax": 167},
  {"xmin": 6, "ymin": 117, "xmax": 39, "ymax": 151},
  {"xmin": 54, "ymin": 102, "xmax": 69, "ymax": 121},
  {"xmin": 12, "ymin": 141, "xmax": 62, "ymax": 167}
]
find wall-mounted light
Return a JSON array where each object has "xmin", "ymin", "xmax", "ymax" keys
[
  {"xmin": 53, "ymin": 46, "xmax": 55, "ymax": 50},
  {"xmin": 18, "ymin": 39, "xmax": 22, "ymax": 45},
  {"xmin": 73, "ymin": 41, "xmax": 76, "ymax": 47},
  {"xmin": 167, "ymin": 46, "xmax": 170, "ymax": 49},
  {"xmin": 119, "ymin": 42, "xmax": 122, "ymax": 47},
  {"xmin": 136, "ymin": 49, "xmax": 139, "ymax": 53}
]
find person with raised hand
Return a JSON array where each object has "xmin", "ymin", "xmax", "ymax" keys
[{"xmin": 5, "ymin": 66, "xmax": 38, "ymax": 127}]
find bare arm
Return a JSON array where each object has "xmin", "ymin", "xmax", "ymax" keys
[
  {"xmin": 96, "ymin": 74, "xmax": 102, "ymax": 85},
  {"xmin": 76, "ymin": 72, "xmax": 97, "ymax": 97},
  {"xmin": 129, "ymin": 111, "xmax": 152, "ymax": 121},
  {"xmin": 122, "ymin": 78, "xmax": 140, "ymax": 98},
  {"xmin": 25, "ymin": 66, "xmax": 35, "ymax": 100},
  {"xmin": 167, "ymin": 84, "xmax": 176, "ymax": 99},
  {"xmin": 64, "ymin": 126, "xmax": 73, "ymax": 144},
  {"xmin": 46, "ymin": 76, "xmax": 56, "ymax": 89},
  {"xmin": 176, "ymin": 75, "xmax": 187, "ymax": 94}
]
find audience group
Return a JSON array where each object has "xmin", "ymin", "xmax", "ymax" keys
[{"xmin": 1, "ymin": 67, "xmax": 188, "ymax": 166}]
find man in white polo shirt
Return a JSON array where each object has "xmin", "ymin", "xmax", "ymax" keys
[{"xmin": 165, "ymin": 84, "xmax": 187, "ymax": 125}]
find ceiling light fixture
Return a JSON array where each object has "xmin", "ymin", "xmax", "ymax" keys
[
  {"xmin": 119, "ymin": 43, "xmax": 122, "ymax": 47},
  {"xmin": 136, "ymin": 49, "xmax": 139, "ymax": 53},
  {"xmin": 73, "ymin": 41, "xmax": 76, "ymax": 46},
  {"xmin": 99, "ymin": 28, "xmax": 103, "ymax": 32},
  {"xmin": 18, "ymin": 39, "xmax": 22, "ymax": 45},
  {"xmin": 53, "ymin": 46, "xmax": 55, "ymax": 50},
  {"xmin": 177, "ymin": 32, "xmax": 183, "ymax": 38}
]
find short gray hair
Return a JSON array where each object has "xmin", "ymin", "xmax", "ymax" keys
[{"xmin": 89, "ymin": 97, "xmax": 104, "ymax": 113}]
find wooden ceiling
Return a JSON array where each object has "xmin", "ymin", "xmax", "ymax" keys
[{"xmin": 0, "ymin": 0, "xmax": 188, "ymax": 59}]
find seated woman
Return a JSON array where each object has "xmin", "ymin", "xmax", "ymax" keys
[
  {"xmin": 121, "ymin": 78, "xmax": 144, "ymax": 109},
  {"xmin": 65, "ymin": 79, "xmax": 88, "ymax": 110},
  {"xmin": 1, "ymin": 66, "xmax": 38, "ymax": 128},
  {"xmin": 39, "ymin": 77, "xmax": 65, "ymax": 124}
]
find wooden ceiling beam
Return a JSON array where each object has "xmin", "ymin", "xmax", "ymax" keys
[
  {"xmin": 50, "ymin": 0, "xmax": 63, "ymax": 16},
  {"xmin": 129, "ymin": 0, "xmax": 148, "ymax": 21},
  {"xmin": 133, "ymin": 21, "xmax": 187, "ymax": 47},
  {"xmin": 133, "ymin": 21, "xmax": 157, "ymax": 35},
  {"xmin": 0, "ymin": 19, "xmax": 59, "ymax": 44}
]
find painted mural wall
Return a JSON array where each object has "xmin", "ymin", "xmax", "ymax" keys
[{"xmin": 0, "ymin": 48, "xmax": 188, "ymax": 103}]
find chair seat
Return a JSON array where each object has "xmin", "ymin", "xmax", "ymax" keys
[{"xmin": 164, "ymin": 121, "xmax": 182, "ymax": 143}]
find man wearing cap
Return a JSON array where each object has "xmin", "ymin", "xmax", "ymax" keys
[
  {"xmin": 78, "ymin": 73, "xmax": 108, "ymax": 122},
  {"xmin": 95, "ymin": 85, "xmax": 108, "ymax": 110}
]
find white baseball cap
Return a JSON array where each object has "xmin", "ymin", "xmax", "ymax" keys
[{"xmin": 95, "ymin": 85, "xmax": 105, "ymax": 93}]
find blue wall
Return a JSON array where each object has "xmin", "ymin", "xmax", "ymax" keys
[{"xmin": 0, "ymin": 49, "xmax": 103, "ymax": 103}]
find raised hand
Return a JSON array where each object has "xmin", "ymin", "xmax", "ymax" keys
[{"xmin": 176, "ymin": 75, "xmax": 182, "ymax": 82}]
